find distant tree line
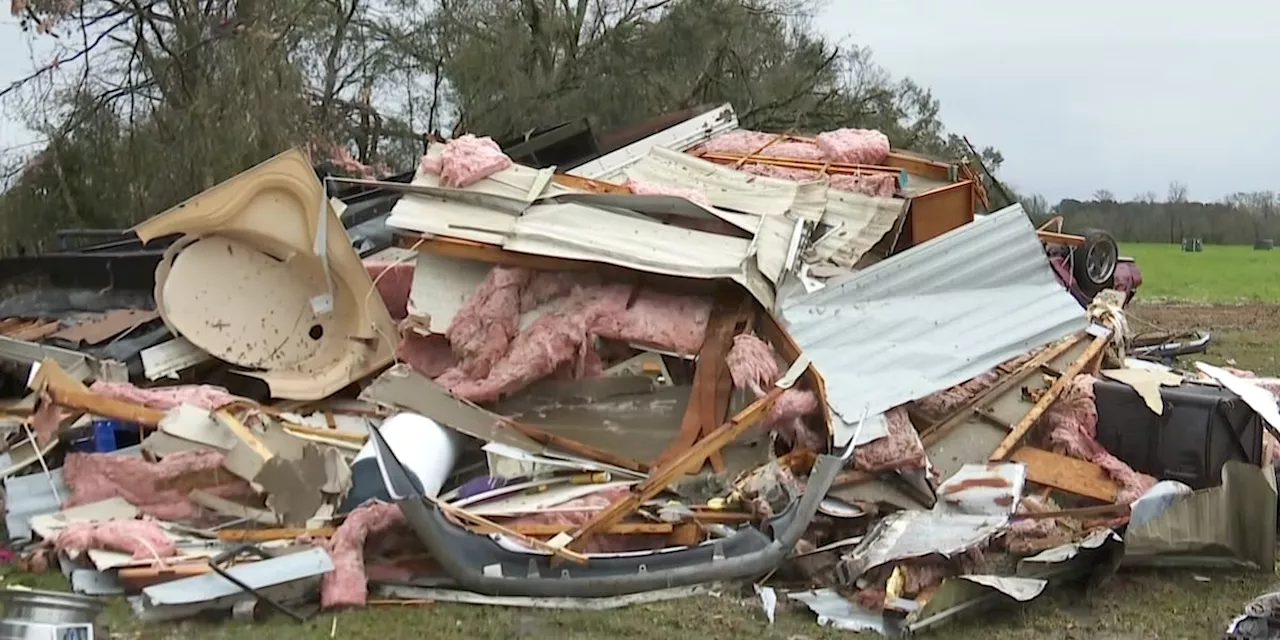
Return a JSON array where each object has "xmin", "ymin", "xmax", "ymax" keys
[{"xmin": 1018, "ymin": 183, "xmax": 1280, "ymax": 245}]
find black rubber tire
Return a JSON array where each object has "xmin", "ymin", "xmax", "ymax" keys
[{"xmin": 1073, "ymin": 228, "xmax": 1118, "ymax": 297}]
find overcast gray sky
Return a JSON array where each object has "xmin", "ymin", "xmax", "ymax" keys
[
  {"xmin": 2, "ymin": 2, "xmax": 1276, "ymax": 203},
  {"xmin": 822, "ymin": 0, "xmax": 1279, "ymax": 202}
]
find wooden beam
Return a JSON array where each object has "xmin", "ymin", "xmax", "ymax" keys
[
  {"xmin": 214, "ymin": 410, "xmax": 275, "ymax": 462},
  {"xmin": 551, "ymin": 174, "xmax": 629, "ymax": 194},
  {"xmin": 31, "ymin": 359, "xmax": 165, "ymax": 427},
  {"xmin": 653, "ymin": 290, "xmax": 747, "ymax": 471},
  {"xmin": 435, "ymin": 499, "xmax": 589, "ymax": 565},
  {"xmin": 919, "ymin": 334, "xmax": 1086, "ymax": 447},
  {"xmin": 465, "ymin": 521, "xmax": 674, "ymax": 536},
  {"xmin": 506, "ymin": 420, "xmax": 648, "ymax": 473},
  {"xmin": 396, "ymin": 234, "xmax": 598, "ymax": 271},
  {"xmin": 698, "ymin": 152, "xmax": 903, "ymax": 177},
  {"xmin": 1011, "ymin": 503, "xmax": 1130, "ymax": 521},
  {"xmin": 1011, "ymin": 446, "xmax": 1119, "ymax": 503},
  {"xmin": 883, "ymin": 151, "xmax": 954, "ymax": 182},
  {"xmin": 1037, "ymin": 230, "xmax": 1086, "ymax": 247},
  {"xmin": 562, "ymin": 385, "xmax": 785, "ymax": 554},
  {"xmin": 990, "ymin": 333, "xmax": 1110, "ymax": 461},
  {"xmin": 217, "ymin": 527, "xmax": 337, "ymax": 542}
]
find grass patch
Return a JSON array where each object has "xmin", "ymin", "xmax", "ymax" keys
[{"xmin": 1123, "ymin": 243, "xmax": 1280, "ymax": 303}]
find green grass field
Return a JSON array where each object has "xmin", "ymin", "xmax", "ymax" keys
[{"xmin": 1123, "ymin": 243, "xmax": 1280, "ymax": 303}]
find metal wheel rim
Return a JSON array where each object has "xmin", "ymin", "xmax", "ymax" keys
[{"xmin": 1085, "ymin": 241, "xmax": 1116, "ymax": 283}]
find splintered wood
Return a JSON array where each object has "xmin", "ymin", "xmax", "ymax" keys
[
  {"xmin": 1010, "ymin": 446, "xmax": 1119, "ymax": 503},
  {"xmin": 654, "ymin": 290, "xmax": 751, "ymax": 472},
  {"xmin": 560, "ymin": 384, "xmax": 785, "ymax": 555},
  {"xmin": 989, "ymin": 332, "xmax": 1110, "ymax": 461}
]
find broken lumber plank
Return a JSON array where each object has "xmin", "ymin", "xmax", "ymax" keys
[
  {"xmin": 398, "ymin": 234, "xmax": 599, "ymax": 271},
  {"xmin": 216, "ymin": 527, "xmax": 337, "ymax": 542},
  {"xmin": 30, "ymin": 358, "xmax": 165, "ymax": 427},
  {"xmin": 435, "ymin": 498, "xmax": 589, "ymax": 564},
  {"xmin": 1011, "ymin": 503, "xmax": 1130, "ymax": 521},
  {"xmin": 118, "ymin": 563, "xmax": 219, "ymax": 591},
  {"xmin": 989, "ymin": 332, "xmax": 1110, "ymax": 461},
  {"xmin": 551, "ymin": 174, "xmax": 629, "ymax": 194},
  {"xmin": 669, "ymin": 523, "xmax": 701, "ymax": 546},
  {"xmin": 1036, "ymin": 231, "xmax": 1086, "ymax": 247},
  {"xmin": 920, "ymin": 333, "xmax": 1085, "ymax": 445},
  {"xmin": 654, "ymin": 290, "xmax": 750, "ymax": 471},
  {"xmin": 505, "ymin": 420, "xmax": 648, "ymax": 473},
  {"xmin": 698, "ymin": 297, "xmax": 754, "ymax": 472},
  {"xmin": 278, "ymin": 422, "xmax": 368, "ymax": 444},
  {"xmin": 1011, "ymin": 447, "xmax": 1119, "ymax": 503},
  {"xmin": 465, "ymin": 522, "xmax": 674, "ymax": 537},
  {"xmin": 214, "ymin": 410, "xmax": 275, "ymax": 460},
  {"xmin": 562, "ymin": 384, "xmax": 787, "ymax": 554}
]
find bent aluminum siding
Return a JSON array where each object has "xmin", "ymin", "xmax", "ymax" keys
[{"xmin": 780, "ymin": 205, "xmax": 1087, "ymax": 428}]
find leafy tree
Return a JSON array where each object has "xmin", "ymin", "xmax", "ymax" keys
[{"xmin": 0, "ymin": 0, "xmax": 1005, "ymax": 254}]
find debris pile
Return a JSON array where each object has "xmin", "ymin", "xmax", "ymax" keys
[{"xmin": 0, "ymin": 103, "xmax": 1273, "ymax": 636}]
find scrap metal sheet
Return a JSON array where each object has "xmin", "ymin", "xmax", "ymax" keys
[{"xmin": 780, "ymin": 205, "xmax": 1087, "ymax": 425}]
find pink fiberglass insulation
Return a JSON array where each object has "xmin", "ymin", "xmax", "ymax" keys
[
  {"xmin": 88, "ymin": 381, "xmax": 238, "ymax": 411},
  {"xmin": 519, "ymin": 270, "xmax": 600, "ymax": 312},
  {"xmin": 30, "ymin": 396, "xmax": 62, "ymax": 445},
  {"xmin": 853, "ymin": 406, "xmax": 927, "ymax": 473},
  {"xmin": 444, "ymin": 266, "xmax": 533, "ymax": 380},
  {"xmin": 591, "ymin": 287, "xmax": 712, "ymax": 356},
  {"xmin": 1002, "ymin": 495, "xmax": 1080, "ymax": 554},
  {"xmin": 624, "ymin": 178, "xmax": 710, "ymax": 207},
  {"xmin": 417, "ymin": 264, "xmax": 711, "ymax": 403},
  {"xmin": 322, "ymin": 501, "xmax": 406, "ymax": 609},
  {"xmin": 1039, "ymin": 374, "xmax": 1156, "ymax": 504},
  {"xmin": 364, "ymin": 261, "xmax": 414, "ymax": 320},
  {"xmin": 443, "ymin": 284, "xmax": 634, "ymax": 403},
  {"xmin": 418, "ymin": 154, "xmax": 443, "ymax": 176},
  {"xmin": 421, "ymin": 135, "xmax": 513, "ymax": 188},
  {"xmin": 815, "ymin": 128, "xmax": 892, "ymax": 165},
  {"xmin": 702, "ymin": 131, "xmax": 826, "ymax": 161},
  {"xmin": 737, "ymin": 163, "xmax": 897, "ymax": 198},
  {"xmin": 738, "ymin": 163, "xmax": 821, "ymax": 182},
  {"xmin": 396, "ymin": 332, "xmax": 459, "ymax": 379},
  {"xmin": 725, "ymin": 334, "xmax": 823, "ymax": 451},
  {"xmin": 829, "ymin": 173, "xmax": 898, "ymax": 198},
  {"xmin": 55, "ymin": 520, "xmax": 178, "ymax": 559},
  {"xmin": 62, "ymin": 450, "xmax": 251, "ymax": 521},
  {"xmin": 914, "ymin": 353, "xmax": 1036, "ymax": 420}
]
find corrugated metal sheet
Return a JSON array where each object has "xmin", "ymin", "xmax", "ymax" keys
[
  {"xmin": 384, "ymin": 160, "xmax": 776, "ymax": 306},
  {"xmin": 622, "ymin": 147, "xmax": 816, "ymax": 219},
  {"xmin": 780, "ymin": 205, "xmax": 1086, "ymax": 431},
  {"xmin": 569, "ymin": 104, "xmax": 739, "ymax": 180}
]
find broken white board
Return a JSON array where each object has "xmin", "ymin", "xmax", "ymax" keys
[
  {"xmin": 466, "ymin": 481, "xmax": 634, "ymax": 517},
  {"xmin": 141, "ymin": 547, "xmax": 333, "ymax": 606},
  {"xmin": 1196, "ymin": 362, "xmax": 1280, "ymax": 435},
  {"xmin": 30, "ymin": 497, "xmax": 140, "ymax": 541},
  {"xmin": 407, "ymin": 252, "xmax": 555, "ymax": 335},
  {"xmin": 158, "ymin": 404, "xmax": 237, "ymax": 450},
  {"xmin": 141, "ymin": 337, "xmax": 213, "ymax": 380}
]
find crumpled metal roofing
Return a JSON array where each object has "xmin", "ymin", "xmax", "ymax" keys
[{"xmin": 780, "ymin": 204, "xmax": 1087, "ymax": 432}]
